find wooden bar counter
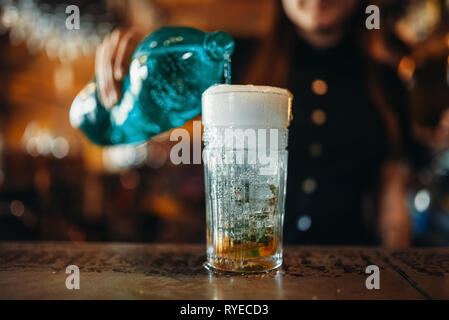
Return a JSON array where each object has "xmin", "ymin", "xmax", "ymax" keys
[{"xmin": 0, "ymin": 242, "xmax": 448, "ymax": 300}]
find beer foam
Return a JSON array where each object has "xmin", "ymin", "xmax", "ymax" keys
[{"xmin": 202, "ymin": 84, "xmax": 293, "ymax": 128}]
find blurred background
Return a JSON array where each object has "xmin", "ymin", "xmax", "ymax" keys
[{"xmin": 0, "ymin": 0, "xmax": 448, "ymax": 245}]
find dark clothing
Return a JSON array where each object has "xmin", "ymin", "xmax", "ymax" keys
[{"xmin": 283, "ymin": 36, "xmax": 390, "ymax": 245}]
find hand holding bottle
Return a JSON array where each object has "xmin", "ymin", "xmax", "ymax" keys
[
  {"xmin": 70, "ymin": 26, "xmax": 234, "ymax": 145},
  {"xmin": 95, "ymin": 28, "xmax": 144, "ymax": 109}
]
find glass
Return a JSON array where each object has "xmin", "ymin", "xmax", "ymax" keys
[{"xmin": 202, "ymin": 85, "xmax": 293, "ymax": 272}]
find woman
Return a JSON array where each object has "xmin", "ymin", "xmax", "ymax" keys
[
  {"xmin": 261, "ymin": 0, "xmax": 412, "ymax": 247},
  {"xmin": 96, "ymin": 0, "xmax": 414, "ymax": 247}
]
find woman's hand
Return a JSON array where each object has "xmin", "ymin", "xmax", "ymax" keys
[
  {"xmin": 378, "ymin": 161, "xmax": 411, "ymax": 248},
  {"xmin": 95, "ymin": 28, "xmax": 144, "ymax": 109}
]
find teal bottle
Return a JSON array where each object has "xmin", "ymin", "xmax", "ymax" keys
[{"xmin": 70, "ymin": 26, "xmax": 234, "ymax": 145}]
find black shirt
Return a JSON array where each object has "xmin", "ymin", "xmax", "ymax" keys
[{"xmin": 283, "ymin": 36, "xmax": 389, "ymax": 245}]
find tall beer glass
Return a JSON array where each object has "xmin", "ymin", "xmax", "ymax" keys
[{"xmin": 202, "ymin": 85, "xmax": 292, "ymax": 272}]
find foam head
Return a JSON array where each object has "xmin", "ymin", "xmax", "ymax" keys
[{"xmin": 202, "ymin": 85, "xmax": 293, "ymax": 128}]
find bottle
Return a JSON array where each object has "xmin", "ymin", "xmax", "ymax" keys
[{"xmin": 69, "ymin": 26, "xmax": 234, "ymax": 145}]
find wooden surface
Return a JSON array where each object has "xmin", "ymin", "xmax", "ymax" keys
[{"xmin": 0, "ymin": 242, "xmax": 448, "ymax": 300}]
